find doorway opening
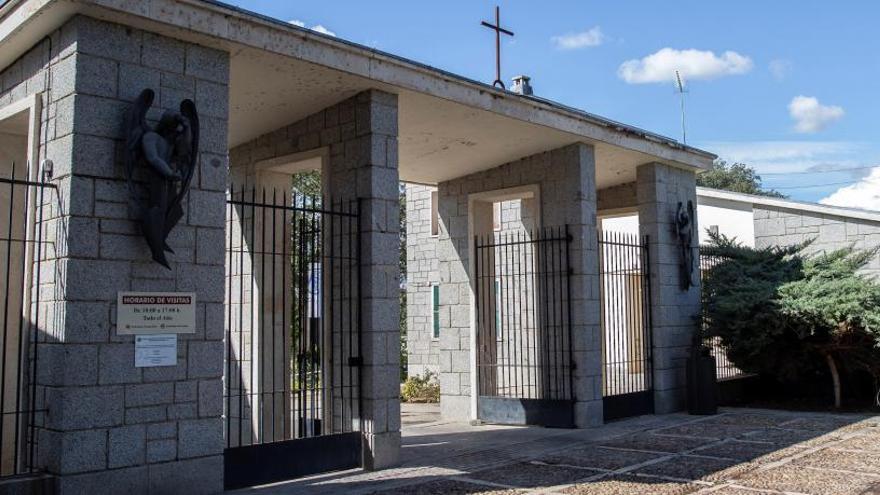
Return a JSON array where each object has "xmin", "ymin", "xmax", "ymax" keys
[{"xmin": 224, "ymin": 152, "xmax": 362, "ymax": 489}]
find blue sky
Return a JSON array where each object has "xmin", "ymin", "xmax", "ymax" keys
[{"xmin": 230, "ymin": 0, "xmax": 880, "ymax": 209}]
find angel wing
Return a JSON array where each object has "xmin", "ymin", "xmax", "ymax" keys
[
  {"xmin": 163, "ymin": 98, "xmax": 199, "ymax": 239},
  {"xmin": 123, "ymin": 89, "xmax": 155, "ymax": 215}
]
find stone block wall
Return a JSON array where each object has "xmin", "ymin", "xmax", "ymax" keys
[
  {"xmin": 1, "ymin": 15, "xmax": 229, "ymax": 493},
  {"xmin": 436, "ymin": 143, "xmax": 603, "ymax": 426},
  {"xmin": 404, "ymin": 184, "xmax": 440, "ymax": 378},
  {"xmin": 597, "ymin": 181, "xmax": 637, "ymax": 213},
  {"xmin": 754, "ymin": 206, "xmax": 880, "ymax": 278}
]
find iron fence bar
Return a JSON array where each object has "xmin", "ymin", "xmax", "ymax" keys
[
  {"xmin": 259, "ymin": 188, "xmax": 267, "ymax": 443},
  {"xmin": 281, "ymin": 194, "xmax": 289, "ymax": 441},
  {"xmin": 478, "ymin": 235, "xmax": 569, "ymax": 249},
  {"xmin": 321, "ymin": 203, "xmax": 334, "ymax": 432},
  {"xmin": 270, "ymin": 188, "xmax": 277, "ymax": 442},
  {"xmin": 0, "ymin": 177, "xmax": 57, "ymax": 188},
  {"xmin": 355, "ymin": 197, "xmax": 363, "ymax": 433},
  {"xmin": 643, "ymin": 234, "xmax": 655, "ymax": 392},
  {"xmin": 565, "ymin": 225, "xmax": 574, "ymax": 400},
  {"xmin": 526, "ymin": 231, "xmax": 535, "ymax": 398},
  {"xmin": 249, "ymin": 188, "xmax": 258, "ymax": 443},
  {"xmin": 29, "ymin": 171, "xmax": 49, "ymax": 471},
  {"xmin": 474, "ymin": 234, "xmax": 482, "ymax": 396},
  {"xmin": 15, "ymin": 168, "xmax": 33, "ymax": 472},
  {"xmin": 225, "ymin": 193, "xmax": 233, "ymax": 448},
  {"xmin": 226, "ymin": 197, "xmax": 358, "ymax": 218}
]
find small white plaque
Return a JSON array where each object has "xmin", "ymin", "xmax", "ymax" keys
[
  {"xmin": 117, "ymin": 292, "xmax": 196, "ymax": 335},
  {"xmin": 134, "ymin": 334, "xmax": 177, "ymax": 368}
]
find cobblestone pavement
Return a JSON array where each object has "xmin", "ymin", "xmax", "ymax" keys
[{"xmin": 243, "ymin": 406, "xmax": 880, "ymax": 495}]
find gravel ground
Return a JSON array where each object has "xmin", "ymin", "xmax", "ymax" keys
[
  {"xmin": 468, "ymin": 461, "xmax": 602, "ymax": 489},
  {"xmin": 538, "ymin": 446, "xmax": 664, "ymax": 470},
  {"xmin": 597, "ymin": 433, "xmax": 716, "ymax": 453},
  {"xmin": 372, "ymin": 479, "xmax": 524, "ymax": 495},
  {"xmin": 794, "ymin": 448, "xmax": 880, "ymax": 473},
  {"xmin": 690, "ymin": 439, "xmax": 802, "ymax": 462},
  {"xmin": 244, "ymin": 407, "xmax": 880, "ymax": 495},
  {"xmin": 561, "ymin": 475, "xmax": 701, "ymax": 495},
  {"xmin": 632, "ymin": 455, "xmax": 753, "ymax": 482},
  {"xmin": 735, "ymin": 464, "xmax": 879, "ymax": 495},
  {"xmin": 388, "ymin": 410, "xmax": 880, "ymax": 495}
]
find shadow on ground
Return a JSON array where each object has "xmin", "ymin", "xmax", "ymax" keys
[{"xmin": 242, "ymin": 406, "xmax": 880, "ymax": 495}]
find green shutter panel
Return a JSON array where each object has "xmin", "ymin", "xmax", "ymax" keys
[{"xmin": 432, "ymin": 285, "xmax": 440, "ymax": 338}]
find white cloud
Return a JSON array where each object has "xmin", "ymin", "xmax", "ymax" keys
[
  {"xmin": 699, "ymin": 141, "xmax": 864, "ymax": 174},
  {"xmin": 551, "ymin": 27, "xmax": 604, "ymax": 50},
  {"xmin": 788, "ymin": 96, "xmax": 844, "ymax": 134},
  {"xmin": 768, "ymin": 59, "xmax": 792, "ymax": 82},
  {"xmin": 289, "ymin": 19, "xmax": 336, "ymax": 37},
  {"xmin": 820, "ymin": 166, "xmax": 880, "ymax": 211},
  {"xmin": 617, "ymin": 48, "xmax": 752, "ymax": 84},
  {"xmin": 311, "ymin": 25, "xmax": 336, "ymax": 37}
]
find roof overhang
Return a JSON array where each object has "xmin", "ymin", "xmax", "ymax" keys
[
  {"xmin": 697, "ymin": 187, "xmax": 880, "ymax": 223},
  {"xmin": 1, "ymin": 0, "xmax": 717, "ymax": 188}
]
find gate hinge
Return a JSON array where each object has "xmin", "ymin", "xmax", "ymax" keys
[{"xmin": 348, "ymin": 356, "xmax": 363, "ymax": 367}]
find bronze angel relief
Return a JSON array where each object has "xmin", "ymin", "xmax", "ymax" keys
[{"xmin": 123, "ymin": 89, "xmax": 199, "ymax": 269}]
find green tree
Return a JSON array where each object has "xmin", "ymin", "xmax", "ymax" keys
[
  {"xmin": 697, "ymin": 160, "xmax": 786, "ymax": 198},
  {"xmin": 291, "ymin": 170, "xmax": 322, "ymax": 197},
  {"xmin": 702, "ymin": 232, "xmax": 880, "ymax": 408}
]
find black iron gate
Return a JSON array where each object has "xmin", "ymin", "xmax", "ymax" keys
[
  {"xmin": 0, "ymin": 163, "xmax": 51, "ymax": 480},
  {"xmin": 699, "ymin": 248, "xmax": 748, "ymax": 381},
  {"xmin": 598, "ymin": 230, "xmax": 654, "ymax": 421},
  {"xmin": 224, "ymin": 188, "xmax": 361, "ymax": 489},
  {"xmin": 474, "ymin": 226, "xmax": 574, "ymax": 428}
]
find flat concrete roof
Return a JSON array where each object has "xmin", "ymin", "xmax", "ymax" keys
[{"xmin": 1, "ymin": 0, "xmax": 716, "ymax": 186}]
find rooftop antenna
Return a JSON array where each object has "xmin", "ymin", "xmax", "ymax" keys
[{"xmin": 674, "ymin": 70, "xmax": 687, "ymax": 145}]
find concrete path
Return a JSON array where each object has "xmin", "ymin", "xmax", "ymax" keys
[{"xmin": 239, "ymin": 404, "xmax": 880, "ymax": 495}]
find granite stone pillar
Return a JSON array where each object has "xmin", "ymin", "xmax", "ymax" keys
[
  {"xmin": 10, "ymin": 15, "xmax": 230, "ymax": 493},
  {"xmin": 325, "ymin": 90, "xmax": 401, "ymax": 469},
  {"xmin": 636, "ymin": 162, "xmax": 701, "ymax": 414}
]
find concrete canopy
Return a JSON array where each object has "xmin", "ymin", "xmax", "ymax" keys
[{"xmin": 0, "ymin": 0, "xmax": 716, "ymax": 188}]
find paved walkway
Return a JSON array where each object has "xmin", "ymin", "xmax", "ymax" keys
[{"xmin": 241, "ymin": 404, "xmax": 880, "ymax": 495}]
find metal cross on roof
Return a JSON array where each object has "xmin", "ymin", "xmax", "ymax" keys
[{"xmin": 481, "ymin": 6, "xmax": 514, "ymax": 90}]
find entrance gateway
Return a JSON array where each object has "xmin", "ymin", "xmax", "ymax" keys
[
  {"xmin": 223, "ymin": 188, "xmax": 362, "ymax": 489},
  {"xmin": 0, "ymin": 0, "xmax": 712, "ymax": 490},
  {"xmin": 599, "ymin": 231, "xmax": 655, "ymax": 421}
]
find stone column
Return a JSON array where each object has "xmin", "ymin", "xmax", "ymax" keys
[
  {"xmin": 325, "ymin": 90, "xmax": 400, "ymax": 469},
  {"xmin": 560, "ymin": 144, "xmax": 603, "ymax": 428},
  {"xmin": 636, "ymin": 162, "xmax": 701, "ymax": 414},
  {"xmin": 31, "ymin": 16, "xmax": 229, "ymax": 493}
]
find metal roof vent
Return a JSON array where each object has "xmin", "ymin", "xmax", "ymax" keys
[{"xmin": 511, "ymin": 75, "xmax": 533, "ymax": 96}]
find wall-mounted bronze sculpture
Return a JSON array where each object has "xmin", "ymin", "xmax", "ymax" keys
[
  {"xmin": 675, "ymin": 200, "xmax": 696, "ymax": 290},
  {"xmin": 123, "ymin": 89, "xmax": 199, "ymax": 269}
]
